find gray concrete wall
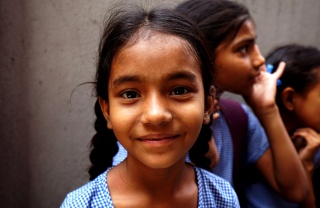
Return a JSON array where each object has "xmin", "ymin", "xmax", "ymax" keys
[{"xmin": 0, "ymin": 0, "xmax": 319, "ymax": 207}]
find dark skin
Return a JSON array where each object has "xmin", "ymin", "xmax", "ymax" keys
[
  {"xmin": 107, "ymin": 159, "xmax": 198, "ymax": 208},
  {"xmin": 99, "ymin": 32, "xmax": 214, "ymax": 208}
]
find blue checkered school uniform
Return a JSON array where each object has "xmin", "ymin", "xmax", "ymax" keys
[{"xmin": 60, "ymin": 166, "xmax": 240, "ymax": 207}]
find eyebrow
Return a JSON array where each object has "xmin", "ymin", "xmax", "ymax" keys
[
  {"xmin": 111, "ymin": 71, "xmax": 198, "ymax": 87},
  {"xmin": 111, "ymin": 75, "xmax": 142, "ymax": 88},
  {"xmin": 166, "ymin": 71, "xmax": 197, "ymax": 82},
  {"xmin": 234, "ymin": 38, "xmax": 254, "ymax": 46},
  {"xmin": 234, "ymin": 36, "xmax": 256, "ymax": 46}
]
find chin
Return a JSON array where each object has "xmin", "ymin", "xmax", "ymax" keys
[
  {"xmin": 142, "ymin": 157, "xmax": 183, "ymax": 170},
  {"xmin": 145, "ymin": 163, "xmax": 176, "ymax": 170},
  {"xmin": 241, "ymin": 86, "xmax": 254, "ymax": 97}
]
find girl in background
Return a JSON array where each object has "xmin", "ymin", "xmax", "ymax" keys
[
  {"xmin": 61, "ymin": 4, "xmax": 239, "ymax": 207},
  {"xmin": 265, "ymin": 44, "xmax": 320, "ymax": 208},
  {"xmin": 174, "ymin": 0, "xmax": 308, "ymax": 207}
]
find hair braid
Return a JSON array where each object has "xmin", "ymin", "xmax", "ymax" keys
[
  {"xmin": 189, "ymin": 118, "xmax": 213, "ymax": 171},
  {"xmin": 88, "ymin": 99, "xmax": 118, "ymax": 180}
]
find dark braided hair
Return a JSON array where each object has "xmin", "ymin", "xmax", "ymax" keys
[
  {"xmin": 89, "ymin": 4, "xmax": 216, "ymax": 180},
  {"xmin": 89, "ymin": 100, "xmax": 118, "ymax": 180},
  {"xmin": 189, "ymin": 118, "xmax": 213, "ymax": 169}
]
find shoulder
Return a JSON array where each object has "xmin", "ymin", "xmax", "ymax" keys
[
  {"xmin": 60, "ymin": 169, "xmax": 113, "ymax": 208},
  {"xmin": 239, "ymin": 104, "xmax": 266, "ymax": 137},
  {"xmin": 195, "ymin": 167, "xmax": 240, "ymax": 207},
  {"xmin": 239, "ymin": 104, "xmax": 256, "ymax": 120},
  {"xmin": 196, "ymin": 167, "xmax": 235, "ymax": 193}
]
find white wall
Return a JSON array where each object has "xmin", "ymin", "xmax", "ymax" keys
[{"xmin": 0, "ymin": 0, "xmax": 319, "ymax": 207}]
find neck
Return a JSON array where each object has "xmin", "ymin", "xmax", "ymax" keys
[
  {"xmin": 124, "ymin": 158, "xmax": 190, "ymax": 191},
  {"xmin": 107, "ymin": 155, "xmax": 198, "ymax": 207},
  {"xmin": 122, "ymin": 156, "xmax": 193, "ymax": 193}
]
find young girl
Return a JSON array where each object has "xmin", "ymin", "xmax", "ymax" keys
[
  {"xmin": 263, "ymin": 44, "xmax": 320, "ymax": 207},
  {"xmin": 172, "ymin": 0, "xmax": 309, "ymax": 207},
  {"xmin": 61, "ymin": 5, "xmax": 239, "ymax": 208}
]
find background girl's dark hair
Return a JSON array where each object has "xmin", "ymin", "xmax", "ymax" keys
[
  {"xmin": 174, "ymin": 0, "xmax": 251, "ymax": 53},
  {"xmin": 89, "ymin": 5, "xmax": 215, "ymax": 180},
  {"xmin": 266, "ymin": 44, "xmax": 320, "ymax": 111}
]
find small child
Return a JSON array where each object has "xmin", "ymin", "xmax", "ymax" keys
[
  {"xmin": 264, "ymin": 44, "xmax": 320, "ymax": 208},
  {"xmin": 60, "ymin": 5, "xmax": 239, "ymax": 208}
]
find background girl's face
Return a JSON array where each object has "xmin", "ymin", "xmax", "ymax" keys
[
  {"xmin": 100, "ymin": 31, "xmax": 210, "ymax": 169},
  {"xmin": 293, "ymin": 70, "xmax": 320, "ymax": 132},
  {"xmin": 215, "ymin": 20, "xmax": 265, "ymax": 96}
]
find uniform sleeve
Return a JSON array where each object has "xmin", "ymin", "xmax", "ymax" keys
[
  {"xmin": 113, "ymin": 142, "xmax": 127, "ymax": 166},
  {"xmin": 241, "ymin": 104, "xmax": 269, "ymax": 166}
]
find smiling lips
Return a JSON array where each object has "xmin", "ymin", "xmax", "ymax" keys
[{"xmin": 138, "ymin": 134, "xmax": 179, "ymax": 143}]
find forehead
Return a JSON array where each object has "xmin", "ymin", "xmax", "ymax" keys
[
  {"xmin": 110, "ymin": 31, "xmax": 201, "ymax": 80},
  {"xmin": 218, "ymin": 19, "xmax": 256, "ymax": 50},
  {"xmin": 233, "ymin": 19, "xmax": 256, "ymax": 41},
  {"xmin": 113, "ymin": 30, "xmax": 198, "ymax": 67}
]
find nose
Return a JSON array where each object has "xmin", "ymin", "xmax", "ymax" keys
[
  {"xmin": 252, "ymin": 44, "xmax": 265, "ymax": 69},
  {"xmin": 140, "ymin": 94, "xmax": 173, "ymax": 126}
]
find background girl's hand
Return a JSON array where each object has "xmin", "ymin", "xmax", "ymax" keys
[
  {"xmin": 292, "ymin": 128, "xmax": 320, "ymax": 171},
  {"xmin": 244, "ymin": 62, "xmax": 286, "ymax": 115}
]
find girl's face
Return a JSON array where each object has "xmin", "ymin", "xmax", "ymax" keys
[
  {"xmin": 293, "ymin": 71, "xmax": 320, "ymax": 132},
  {"xmin": 100, "ymin": 32, "xmax": 211, "ymax": 169},
  {"xmin": 215, "ymin": 19, "xmax": 265, "ymax": 96}
]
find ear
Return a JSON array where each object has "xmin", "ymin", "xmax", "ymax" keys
[
  {"xmin": 281, "ymin": 87, "xmax": 296, "ymax": 111},
  {"xmin": 98, "ymin": 97, "xmax": 113, "ymax": 129},
  {"xmin": 203, "ymin": 86, "xmax": 216, "ymax": 124}
]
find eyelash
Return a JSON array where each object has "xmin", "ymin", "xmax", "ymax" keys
[
  {"xmin": 121, "ymin": 90, "xmax": 140, "ymax": 99},
  {"xmin": 238, "ymin": 44, "xmax": 249, "ymax": 53},
  {"xmin": 120, "ymin": 86, "xmax": 190, "ymax": 99},
  {"xmin": 170, "ymin": 86, "xmax": 189, "ymax": 95}
]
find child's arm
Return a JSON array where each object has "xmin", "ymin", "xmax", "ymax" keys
[
  {"xmin": 244, "ymin": 62, "xmax": 309, "ymax": 202},
  {"xmin": 292, "ymin": 128, "xmax": 320, "ymax": 208}
]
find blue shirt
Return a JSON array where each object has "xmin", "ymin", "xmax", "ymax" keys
[
  {"xmin": 212, "ymin": 104, "xmax": 269, "ymax": 187},
  {"xmin": 61, "ymin": 166, "xmax": 240, "ymax": 208}
]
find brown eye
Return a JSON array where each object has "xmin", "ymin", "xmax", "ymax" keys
[
  {"xmin": 171, "ymin": 87, "xmax": 188, "ymax": 95},
  {"xmin": 121, "ymin": 90, "xmax": 140, "ymax": 99},
  {"xmin": 238, "ymin": 45, "xmax": 249, "ymax": 53}
]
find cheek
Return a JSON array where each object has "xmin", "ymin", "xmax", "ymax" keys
[
  {"xmin": 216, "ymin": 56, "xmax": 248, "ymax": 81},
  {"xmin": 216, "ymin": 65, "xmax": 250, "ymax": 95},
  {"xmin": 307, "ymin": 105, "xmax": 320, "ymax": 131},
  {"xmin": 181, "ymin": 103, "xmax": 205, "ymax": 133},
  {"xmin": 295, "ymin": 101, "xmax": 320, "ymax": 131},
  {"xmin": 108, "ymin": 104, "xmax": 138, "ymax": 129},
  {"xmin": 216, "ymin": 65, "xmax": 235, "ymax": 89}
]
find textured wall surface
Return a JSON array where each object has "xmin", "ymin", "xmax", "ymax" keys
[{"xmin": 0, "ymin": 0, "xmax": 319, "ymax": 207}]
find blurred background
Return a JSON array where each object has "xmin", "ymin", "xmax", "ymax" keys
[{"xmin": 0, "ymin": 0, "xmax": 319, "ymax": 207}]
